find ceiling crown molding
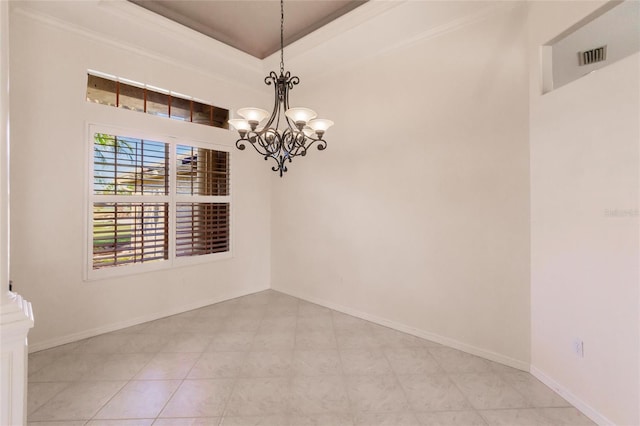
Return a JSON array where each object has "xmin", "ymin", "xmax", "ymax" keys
[
  {"xmin": 10, "ymin": 0, "xmax": 265, "ymax": 92},
  {"xmin": 99, "ymin": 0, "xmax": 262, "ymax": 68}
]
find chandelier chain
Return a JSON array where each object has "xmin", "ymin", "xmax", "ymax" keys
[
  {"xmin": 230, "ymin": 0, "xmax": 332, "ymax": 177},
  {"xmin": 280, "ymin": 0, "xmax": 284, "ymax": 75}
]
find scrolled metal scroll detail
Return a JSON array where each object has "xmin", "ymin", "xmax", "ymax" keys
[{"xmin": 232, "ymin": 68, "xmax": 332, "ymax": 177}]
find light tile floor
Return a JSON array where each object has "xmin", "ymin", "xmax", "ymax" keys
[{"xmin": 27, "ymin": 290, "xmax": 595, "ymax": 426}]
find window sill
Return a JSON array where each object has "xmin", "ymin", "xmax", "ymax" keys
[{"xmin": 85, "ymin": 250, "xmax": 233, "ymax": 282}]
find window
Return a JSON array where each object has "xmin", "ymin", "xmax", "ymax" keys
[
  {"xmin": 86, "ymin": 73, "xmax": 229, "ymax": 129},
  {"xmin": 89, "ymin": 125, "xmax": 230, "ymax": 278}
]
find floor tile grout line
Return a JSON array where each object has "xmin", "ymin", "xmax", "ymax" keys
[
  {"xmin": 427, "ymin": 348, "xmax": 487, "ymax": 416},
  {"xmin": 451, "ymin": 370, "xmax": 538, "ymax": 412},
  {"xmin": 85, "ymin": 312, "xmax": 219, "ymax": 424},
  {"xmin": 379, "ymin": 331, "xmax": 499, "ymax": 424},
  {"xmin": 149, "ymin": 322, "xmax": 225, "ymax": 424},
  {"xmin": 28, "ymin": 347, "xmax": 139, "ymax": 422},
  {"xmin": 497, "ymin": 370, "xmax": 573, "ymax": 409},
  {"xmin": 475, "ymin": 405, "xmax": 587, "ymax": 425},
  {"xmin": 84, "ymin": 334, "xmax": 168, "ymax": 423},
  {"xmin": 422, "ymin": 345, "xmax": 526, "ymax": 421},
  {"xmin": 216, "ymin": 298, "xmax": 274, "ymax": 425},
  {"xmin": 26, "ymin": 380, "xmax": 75, "ymax": 419},
  {"xmin": 75, "ymin": 379, "xmax": 130, "ymax": 424},
  {"xmin": 284, "ymin": 293, "xmax": 302, "ymax": 425},
  {"xmin": 444, "ymin": 368, "xmax": 483, "ymax": 418},
  {"xmin": 379, "ymin": 344, "xmax": 424, "ymax": 424},
  {"xmin": 331, "ymin": 308, "xmax": 358, "ymax": 426}
]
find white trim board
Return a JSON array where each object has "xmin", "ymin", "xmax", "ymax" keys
[
  {"xmin": 28, "ymin": 286, "xmax": 269, "ymax": 353},
  {"xmin": 272, "ymin": 286, "xmax": 530, "ymax": 372},
  {"xmin": 530, "ymin": 366, "xmax": 614, "ymax": 426}
]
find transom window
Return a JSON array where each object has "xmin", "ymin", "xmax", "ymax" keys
[
  {"xmin": 89, "ymin": 125, "xmax": 231, "ymax": 278},
  {"xmin": 86, "ymin": 73, "xmax": 229, "ymax": 129}
]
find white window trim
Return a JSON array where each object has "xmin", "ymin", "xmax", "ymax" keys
[{"xmin": 85, "ymin": 123, "xmax": 233, "ymax": 281}]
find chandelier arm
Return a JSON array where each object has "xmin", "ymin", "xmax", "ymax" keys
[
  {"xmin": 287, "ymin": 131, "xmax": 308, "ymax": 158},
  {"xmin": 289, "ymin": 146, "xmax": 307, "ymax": 158},
  {"xmin": 264, "ymin": 71, "xmax": 278, "ymax": 85},
  {"xmin": 303, "ymin": 138, "xmax": 328, "ymax": 151},
  {"xmin": 269, "ymin": 154, "xmax": 284, "ymax": 173},
  {"xmin": 258, "ymin": 151, "xmax": 284, "ymax": 177},
  {"xmin": 288, "ymin": 75, "xmax": 300, "ymax": 89},
  {"xmin": 265, "ymin": 138, "xmax": 282, "ymax": 158},
  {"xmin": 236, "ymin": 136, "xmax": 267, "ymax": 157},
  {"xmin": 266, "ymin": 130, "xmax": 284, "ymax": 154},
  {"xmin": 235, "ymin": 139, "xmax": 246, "ymax": 151},
  {"xmin": 240, "ymin": 134, "xmax": 286, "ymax": 175},
  {"xmin": 272, "ymin": 154, "xmax": 287, "ymax": 177},
  {"xmin": 256, "ymin": 141, "xmax": 277, "ymax": 159},
  {"xmin": 281, "ymin": 128, "xmax": 298, "ymax": 156},
  {"xmin": 276, "ymin": 76, "xmax": 287, "ymax": 130},
  {"xmin": 282, "ymin": 78, "xmax": 299, "ymax": 133},
  {"xmin": 248, "ymin": 132, "xmax": 283, "ymax": 158},
  {"xmin": 260, "ymin": 73, "xmax": 281, "ymax": 133},
  {"xmin": 298, "ymin": 132, "xmax": 326, "ymax": 144},
  {"xmin": 275, "ymin": 109, "xmax": 281, "ymax": 131}
]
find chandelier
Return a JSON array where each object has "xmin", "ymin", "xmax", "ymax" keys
[{"xmin": 228, "ymin": 0, "xmax": 333, "ymax": 177}]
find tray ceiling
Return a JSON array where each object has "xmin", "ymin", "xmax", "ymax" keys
[{"xmin": 128, "ymin": 0, "xmax": 367, "ymax": 59}]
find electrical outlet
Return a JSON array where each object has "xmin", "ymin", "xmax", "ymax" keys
[{"xmin": 573, "ymin": 339, "xmax": 584, "ymax": 358}]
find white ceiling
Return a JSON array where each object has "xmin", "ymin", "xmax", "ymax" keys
[{"xmin": 128, "ymin": 0, "xmax": 367, "ymax": 59}]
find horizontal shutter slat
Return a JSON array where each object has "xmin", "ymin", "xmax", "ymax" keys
[
  {"xmin": 175, "ymin": 202, "xmax": 229, "ymax": 258},
  {"xmin": 92, "ymin": 201, "xmax": 168, "ymax": 269}
]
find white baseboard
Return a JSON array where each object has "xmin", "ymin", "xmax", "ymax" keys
[
  {"xmin": 272, "ymin": 286, "xmax": 529, "ymax": 372},
  {"xmin": 530, "ymin": 366, "xmax": 614, "ymax": 426},
  {"xmin": 28, "ymin": 286, "xmax": 269, "ymax": 353},
  {"xmin": 274, "ymin": 287, "xmax": 616, "ymax": 424}
]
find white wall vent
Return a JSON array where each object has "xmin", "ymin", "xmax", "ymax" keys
[{"xmin": 578, "ymin": 46, "xmax": 607, "ymax": 66}]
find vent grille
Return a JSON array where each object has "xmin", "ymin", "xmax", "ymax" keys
[{"xmin": 578, "ymin": 46, "xmax": 607, "ymax": 66}]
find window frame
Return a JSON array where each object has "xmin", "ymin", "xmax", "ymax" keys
[{"xmin": 85, "ymin": 123, "xmax": 232, "ymax": 281}]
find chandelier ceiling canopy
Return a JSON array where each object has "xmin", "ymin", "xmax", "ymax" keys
[{"xmin": 228, "ymin": 0, "xmax": 334, "ymax": 177}]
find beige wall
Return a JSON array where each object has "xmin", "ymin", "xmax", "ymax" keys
[
  {"xmin": 528, "ymin": 2, "xmax": 640, "ymax": 425},
  {"xmin": 9, "ymin": 3, "xmax": 272, "ymax": 350},
  {"xmin": 271, "ymin": 4, "xmax": 531, "ymax": 368}
]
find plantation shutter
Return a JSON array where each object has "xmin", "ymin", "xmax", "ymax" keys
[
  {"xmin": 176, "ymin": 146, "xmax": 230, "ymax": 258},
  {"xmin": 176, "ymin": 203, "xmax": 230, "ymax": 257},
  {"xmin": 92, "ymin": 134, "xmax": 170, "ymax": 270},
  {"xmin": 93, "ymin": 202, "xmax": 169, "ymax": 268},
  {"xmin": 91, "ymin": 129, "xmax": 231, "ymax": 273}
]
